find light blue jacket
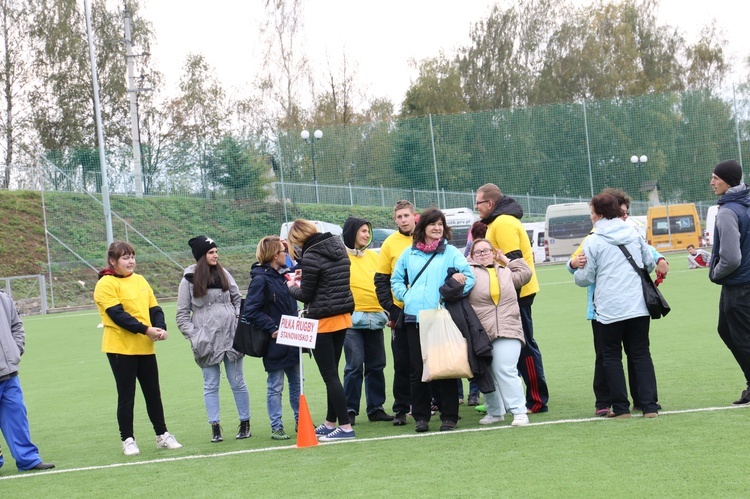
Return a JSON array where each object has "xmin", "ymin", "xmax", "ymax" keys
[
  {"xmin": 391, "ymin": 240, "xmax": 475, "ymax": 322},
  {"xmin": 568, "ymin": 235, "xmax": 665, "ymax": 320},
  {"xmin": 574, "ymin": 218, "xmax": 655, "ymax": 324}
]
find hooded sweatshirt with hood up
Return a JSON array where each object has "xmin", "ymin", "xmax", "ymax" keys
[
  {"xmin": 574, "ymin": 218, "xmax": 655, "ymax": 324},
  {"xmin": 342, "ymin": 217, "xmax": 388, "ymax": 330}
]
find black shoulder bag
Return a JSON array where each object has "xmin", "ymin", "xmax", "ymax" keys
[
  {"xmin": 395, "ymin": 252, "xmax": 438, "ymax": 329},
  {"xmin": 233, "ymin": 297, "xmax": 271, "ymax": 358},
  {"xmin": 617, "ymin": 245, "xmax": 670, "ymax": 320}
]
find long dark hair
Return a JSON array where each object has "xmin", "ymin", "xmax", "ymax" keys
[{"xmin": 192, "ymin": 255, "xmax": 229, "ymax": 298}]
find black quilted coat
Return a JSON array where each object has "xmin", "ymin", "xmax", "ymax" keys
[{"xmin": 287, "ymin": 232, "xmax": 355, "ymax": 319}]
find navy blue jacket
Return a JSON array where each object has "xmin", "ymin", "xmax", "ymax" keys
[
  {"xmin": 242, "ymin": 262, "xmax": 299, "ymax": 372},
  {"xmin": 711, "ymin": 187, "xmax": 750, "ymax": 286}
]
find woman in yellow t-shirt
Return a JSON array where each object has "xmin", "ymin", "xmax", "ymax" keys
[{"xmin": 94, "ymin": 241, "xmax": 182, "ymax": 456}]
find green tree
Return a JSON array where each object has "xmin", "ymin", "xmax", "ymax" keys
[
  {"xmin": 168, "ymin": 53, "xmax": 229, "ymax": 195},
  {"xmin": 400, "ymin": 54, "xmax": 467, "ymax": 118},
  {"xmin": 208, "ymin": 136, "xmax": 271, "ymax": 201},
  {"xmin": 456, "ymin": 0, "xmax": 562, "ymax": 110},
  {"xmin": 0, "ymin": 0, "xmax": 36, "ymax": 188},
  {"xmin": 28, "ymin": 0, "xmax": 153, "ymax": 192}
]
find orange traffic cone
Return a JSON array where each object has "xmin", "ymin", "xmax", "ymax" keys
[{"xmin": 296, "ymin": 394, "xmax": 318, "ymax": 448}]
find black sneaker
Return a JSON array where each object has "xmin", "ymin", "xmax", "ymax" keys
[
  {"xmin": 236, "ymin": 420, "xmax": 251, "ymax": 439},
  {"xmin": 393, "ymin": 411, "xmax": 407, "ymax": 426},
  {"xmin": 467, "ymin": 394, "xmax": 480, "ymax": 406},
  {"xmin": 211, "ymin": 423, "xmax": 223, "ymax": 443},
  {"xmin": 733, "ymin": 389, "xmax": 750, "ymax": 405},
  {"xmin": 348, "ymin": 411, "xmax": 356, "ymax": 426},
  {"xmin": 415, "ymin": 420, "xmax": 429, "ymax": 432},
  {"xmin": 440, "ymin": 420, "xmax": 457, "ymax": 431},
  {"xmin": 368, "ymin": 409, "xmax": 394, "ymax": 422}
]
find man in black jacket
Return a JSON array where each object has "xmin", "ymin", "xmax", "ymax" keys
[{"xmin": 374, "ymin": 200, "xmax": 417, "ymax": 426}]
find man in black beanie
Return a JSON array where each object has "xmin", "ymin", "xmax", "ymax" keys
[{"xmin": 708, "ymin": 160, "xmax": 750, "ymax": 404}]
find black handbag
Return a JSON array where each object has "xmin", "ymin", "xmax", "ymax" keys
[
  {"xmin": 233, "ymin": 298, "xmax": 270, "ymax": 357},
  {"xmin": 618, "ymin": 245, "xmax": 671, "ymax": 320}
]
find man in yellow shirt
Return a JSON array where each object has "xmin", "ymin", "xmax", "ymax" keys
[
  {"xmin": 374, "ymin": 200, "xmax": 417, "ymax": 426},
  {"xmin": 342, "ymin": 217, "xmax": 393, "ymax": 425},
  {"xmin": 476, "ymin": 183, "xmax": 549, "ymax": 413}
]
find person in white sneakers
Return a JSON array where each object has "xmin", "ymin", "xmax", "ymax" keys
[
  {"xmin": 467, "ymin": 239, "xmax": 532, "ymax": 427},
  {"xmin": 94, "ymin": 241, "xmax": 182, "ymax": 455}
]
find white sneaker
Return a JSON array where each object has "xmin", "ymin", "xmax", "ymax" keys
[
  {"xmin": 156, "ymin": 432, "xmax": 182, "ymax": 449},
  {"xmin": 122, "ymin": 437, "xmax": 140, "ymax": 456},
  {"xmin": 511, "ymin": 413, "xmax": 529, "ymax": 427},
  {"xmin": 479, "ymin": 414, "xmax": 504, "ymax": 425}
]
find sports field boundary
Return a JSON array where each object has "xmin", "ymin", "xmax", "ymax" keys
[{"xmin": 2, "ymin": 403, "xmax": 746, "ymax": 482}]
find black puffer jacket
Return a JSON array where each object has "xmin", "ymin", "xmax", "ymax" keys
[{"xmin": 287, "ymin": 232, "xmax": 355, "ymax": 319}]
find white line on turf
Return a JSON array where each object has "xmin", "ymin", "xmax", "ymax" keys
[{"xmin": 1, "ymin": 403, "xmax": 746, "ymax": 481}]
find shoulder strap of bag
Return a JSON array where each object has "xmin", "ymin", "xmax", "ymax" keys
[
  {"xmin": 406, "ymin": 252, "xmax": 438, "ymax": 291},
  {"xmin": 618, "ymin": 244, "xmax": 646, "ymax": 274}
]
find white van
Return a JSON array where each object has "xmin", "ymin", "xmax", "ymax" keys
[
  {"xmin": 545, "ymin": 202, "xmax": 593, "ymax": 262},
  {"xmin": 704, "ymin": 205, "xmax": 718, "ymax": 246},
  {"xmin": 443, "ymin": 207, "xmax": 480, "ymax": 252},
  {"xmin": 522, "ymin": 222, "xmax": 546, "ymax": 264},
  {"xmin": 280, "ymin": 220, "xmax": 343, "ymax": 240}
]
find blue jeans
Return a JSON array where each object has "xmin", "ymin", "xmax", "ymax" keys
[
  {"xmin": 202, "ymin": 357, "xmax": 250, "ymax": 424},
  {"xmin": 266, "ymin": 364, "xmax": 301, "ymax": 431},
  {"xmin": 344, "ymin": 328, "xmax": 387, "ymax": 415}
]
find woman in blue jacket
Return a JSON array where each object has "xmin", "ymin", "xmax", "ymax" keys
[
  {"xmin": 391, "ymin": 208, "xmax": 475, "ymax": 432},
  {"xmin": 242, "ymin": 236, "xmax": 300, "ymax": 440},
  {"xmin": 574, "ymin": 192, "xmax": 658, "ymax": 419}
]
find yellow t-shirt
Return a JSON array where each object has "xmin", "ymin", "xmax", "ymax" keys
[
  {"xmin": 94, "ymin": 273, "xmax": 158, "ymax": 355},
  {"xmin": 486, "ymin": 214, "xmax": 540, "ymax": 298},
  {"xmin": 348, "ymin": 250, "xmax": 383, "ymax": 312},
  {"xmin": 374, "ymin": 231, "xmax": 413, "ymax": 309}
]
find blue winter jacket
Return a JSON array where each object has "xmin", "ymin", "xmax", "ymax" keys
[
  {"xmin": 242, "ymin": 262, "xmax": 299, "ymax": 372},
  {"xmin": 391, "ymin": 239, "xmax": 474, "ymax": 322},
  {"xmin": 574, "ymin": 218, "xmax": 655, "ymax": 324}
]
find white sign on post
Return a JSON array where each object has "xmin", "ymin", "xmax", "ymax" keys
[{"xmin": 276, "ymin": 315, "xmax": 319, "ymax": 349}]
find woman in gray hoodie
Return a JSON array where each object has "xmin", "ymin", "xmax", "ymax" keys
[{"xmin": 176, "ymin": 236, "xmax": 250, "ymax": 443}]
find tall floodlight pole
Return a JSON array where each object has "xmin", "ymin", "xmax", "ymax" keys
[
  {"xmin": 85, "ymin": 0, "xmax": 113, "ymax": 244},
  {"xmin": 123, "ymin": 6, "xmax": 144, "ymax": 197}
]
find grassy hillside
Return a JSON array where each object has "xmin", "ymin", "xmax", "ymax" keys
[{"xmin": 0, "ymin": 190, "xmax": 397, "ymax": 309}]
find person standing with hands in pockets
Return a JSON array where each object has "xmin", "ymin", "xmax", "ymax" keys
[{"xmin": 94, "ymin": 241, "xmax": 182, "ymax": 456}]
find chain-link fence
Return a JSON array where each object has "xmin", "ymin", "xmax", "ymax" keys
[{"xmin": 1, "ymin": 88, "xmax": 748, "ymax": 311}]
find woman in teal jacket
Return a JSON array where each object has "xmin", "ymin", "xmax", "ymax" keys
[{"xmin": 391, "ymin": 208, "xmax": 474, "ymax": 432}]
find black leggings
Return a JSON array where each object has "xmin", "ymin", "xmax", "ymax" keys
[
  {"xmin": 312, "ymin": 330, "xmax": 350, "ymax": 425},
  {"xmin": 107, "ymin": 353, "xmax": 168, "ymax": 440}
]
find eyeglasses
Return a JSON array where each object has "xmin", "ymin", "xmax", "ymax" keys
[
  {"xmin": 475, "ymin": 200, "xmax": 490, "ymax": 207},
  {"xmin": 472, "ymin": 249, "xmax": 493, "ymax": 256},
  {"xmin": 276, "ymin": 250, "xmax": 287, "ymax": 256}
]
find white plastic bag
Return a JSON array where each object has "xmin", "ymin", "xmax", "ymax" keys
[{"xmin": 418, "ymin": 307, "xmax": 472, "ymax": 382}]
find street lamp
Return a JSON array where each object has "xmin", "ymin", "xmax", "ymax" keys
[
  {"xmin": 630, "ymin": 154, "xmax": 648, "ymax": 203},
  {"xmin": 301, "ymin": 129, "xmax": 323, "ymax": 204}
]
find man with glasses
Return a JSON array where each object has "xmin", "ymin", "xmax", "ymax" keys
[{"xmin": 475, "ymin": 183, "xmax": 548, "ymax": 413}]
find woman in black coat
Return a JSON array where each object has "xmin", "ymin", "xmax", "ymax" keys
[
  {"xmin": 286, "ymin": 219, "xmax": 356, "ymax": 441},
  {"xmin": 242, "ymin": 236, "xmax": 300, "ymax": 441}
]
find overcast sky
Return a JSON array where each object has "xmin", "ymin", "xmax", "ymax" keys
[{"xmin": 137, "ymin": 0, "xmax": 750, "ymax": 110}]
